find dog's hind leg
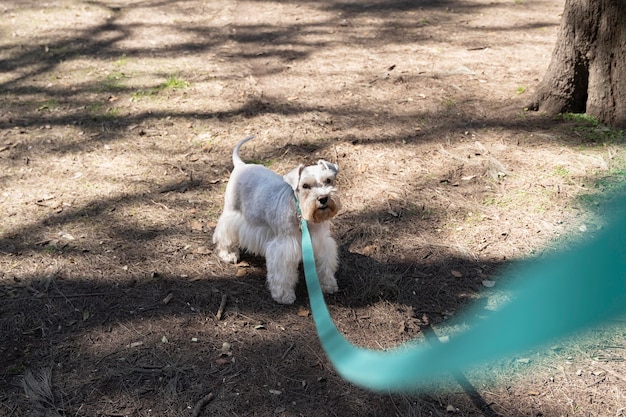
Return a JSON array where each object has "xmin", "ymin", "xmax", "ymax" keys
[{"xmin": 212, "ymin": 210, "xmax": 242, "ymax": 263}]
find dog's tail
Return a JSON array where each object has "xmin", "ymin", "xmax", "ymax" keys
[{"xmin": 232, "ymin": 135, "xmax": 255, "ymax": 167}]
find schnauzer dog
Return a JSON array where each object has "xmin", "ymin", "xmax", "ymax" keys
[{"xmin": 212, "ymin": 136, "xmax": 342, "ymax": 304}]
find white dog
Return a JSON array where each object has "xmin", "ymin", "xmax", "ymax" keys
[{"xmin": 212, "ymin": 136, "xmax": 342, "ymax": 304}]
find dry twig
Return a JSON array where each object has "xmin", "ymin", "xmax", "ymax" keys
[
  {"xmin": 216, "ymin": 294, "xmax": 228, "ymax": 320},
  {"xmin": 191, "ymin": 392, "xmax": 214, "ymax": 417}
]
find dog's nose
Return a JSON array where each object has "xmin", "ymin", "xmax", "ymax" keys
[{"xmin": 318, "ymin": 196, "xmax": 329, "ymax": 206}]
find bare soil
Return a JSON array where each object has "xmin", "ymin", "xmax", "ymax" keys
[{"xmin": 1, "ymin": 1, "xmax": 625, "ymax": 416}]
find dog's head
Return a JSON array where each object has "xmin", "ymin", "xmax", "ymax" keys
[{"xmin": 284, "ymin": 160, "xmax": 342, "ymax": 223}]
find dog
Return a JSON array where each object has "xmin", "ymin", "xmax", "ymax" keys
[{"xmin": 212, "ymin": 136, "xmax": 342, "ymax": 304}]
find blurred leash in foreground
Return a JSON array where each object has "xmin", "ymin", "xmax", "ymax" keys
[{"xmin": 297, "ymin": 193, "xmax": 626, "ymax": 391}]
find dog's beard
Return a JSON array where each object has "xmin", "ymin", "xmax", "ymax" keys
[{"xmin": 300, "ymin": 193, "xmax": 341, "ymax": 223}]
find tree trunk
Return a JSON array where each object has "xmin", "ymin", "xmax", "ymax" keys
[{"xmin": 529, "ymin": 0, "xmax": 626, "ymax": 128}]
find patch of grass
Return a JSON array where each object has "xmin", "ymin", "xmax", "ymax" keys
[
  {"xmin": 552, "ymin": 165, "xmax": 569, "ymax": 178},
  {"xmin": 515, "ymin": 86, "xmax": 526, "ymax": 95},
  {"xmin": 515, "ymin": 110, "xmax": 529, "ymax": 120},
  {"xmin": 131, "ymin": 75, "xmax": 190, "ymax": 100},
  {"xmin": 131, "ymin": 89, "xmax": 154, "ymax": 100},
  {"xmin": 114, "ymin": 54, "xmax": 129, "ymax": 66},
  {"xmin": 248, "ymin": 158, "xmax": 275, "ymax": 167},
  {"xmin": 104, "ymin": 107, "xmax": 121, "ymax": 118},
  {"xmin": 37, "ymin": 99, "xmax": 59, "ymax": 112},
  {"xmin": 98, "ymin": 71, "xmax": 127, "ymax": 93},
  {"xmin": 579, "ymin": 163, "xmax": 626, "ymax": 210},
  {"xmin": 482, "ymin": 195, "xmax": 510, "ymax": 208},
  {"xmin": 463, "ymin": 211, "xmax": 484, "ymax": 227},
  {"xmin": 443, "ymin": 98, "xmax": 456, "ymax": 108},
  {"xmin": 559, "ymin": 112, "xmax": 598, "ymax": 125},
  {"xmin": 87, "ymin": 101, "xmax": 104, "ymax": 114},
  {"xmin": 42, "ymin": 245, "xmax": 58, "ymax": 255},
  {"xmin": 557, "ymin": 113, "xmax": 625, "ymax": 144},
  {"xmin": 159, "ymin": 76, "xmax": 190, "ymax": 90},
  {"xmin": 87, "ymin": 101, "xmax": 121, "ymax": 119}
]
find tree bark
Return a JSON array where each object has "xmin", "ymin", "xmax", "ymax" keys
[{"xmin": 529, "ymin": 0, "xmax": 626, "ymax": 128}]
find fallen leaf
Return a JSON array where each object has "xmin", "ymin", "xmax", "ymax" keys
[
  {"xmin": 482, "ymin": 280, "xmax": 496, "ymax": 288},
  {"xmin": 269, "ymin": 389, "xmax": 282, "ymax": 395},
  {"xmin": 58, "ymin": 232, "xmax": 75, "ymax": 241},
  {"xmin": 451, "ymin": 270, "xmax": 463, "ymax": 278},
  {"xmin": 236, "ymin": 269, "xmax": 247, "ymax": 277},
  {"xmin": 361, "ymin": 245, "xmax": 377, "ymax": 256},
  {"xmin": 215, "ymin": 358, "xmax": 231, "ymax": 365},
  {"xmin": 297, "ymin": 306, "xmax": 310, "ymax": 317},
  {"xmin": 37, "ymin": 194, "xmax": 55, "ymax": 202},
  {"xmin": 193, "ymin": 246, "xmax": 211, "ymax": 255}
]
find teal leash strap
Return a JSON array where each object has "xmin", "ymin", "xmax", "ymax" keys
[{"xmin": 297, "ymin": 194, "xmax": 626, "ymax": 392}]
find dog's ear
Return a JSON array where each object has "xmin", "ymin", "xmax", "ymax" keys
[
  {"xmin": 283, "ymin": 164, "xmax": 304, "ymax": 190},
  {"xmin": 317, "ymin": 160, "xmax": 339, "ymax": 177}
]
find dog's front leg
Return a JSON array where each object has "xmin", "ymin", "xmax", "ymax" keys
[
  {"xmin": 265, "ymin": 236, "xmax": 301, "ymax": 304},
  {"xmin": 312, "ymin": 235, "xmax": 339, "ymax": 294}
]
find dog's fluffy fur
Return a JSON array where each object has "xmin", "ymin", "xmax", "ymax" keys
[{"xmin": 212, "ymin": 136, "xmax": 341, "ymax": 304}]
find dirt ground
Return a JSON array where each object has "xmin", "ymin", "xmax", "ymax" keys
[{"xmin": 1, "ymin": 0, "xmax": 625, "ymax": 416}]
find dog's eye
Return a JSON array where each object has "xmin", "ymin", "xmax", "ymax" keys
[
  {"xmin": 302, "ymin": 183, "xmax": 311, "ymax": 189},
  {"xmin": 324, "ymin": 178, "xmax": 332, "ymax": 185}
]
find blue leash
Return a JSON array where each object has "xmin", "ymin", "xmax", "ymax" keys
[{"xmin": 297, "ymin": 195, "xmax": 626, "ymax": 392}]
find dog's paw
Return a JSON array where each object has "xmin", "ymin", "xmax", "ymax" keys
[
  {"xmin": 321, "ymin": 280, "xmax": 339, "ymax": 294},
  {"xmin": 217, "ymin": 249, "xmax": 239, "ymax": 264},
  {"xmin": 272, "ymin": 290, "xmax": 297, "ymax": 305}
]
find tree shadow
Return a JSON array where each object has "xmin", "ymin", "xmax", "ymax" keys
[
  {"xmin": 0, "ymin": 250, "xmax": 519, "ymax": 416},
  {"xmin": 0, "ymin": 0, "xmax": 560, "ymax": 131}
]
